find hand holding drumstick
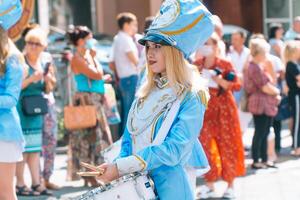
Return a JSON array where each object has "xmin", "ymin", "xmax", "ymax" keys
[
  {"xmin": 77, "ymin": 162, "xmax": 105, "ymax": 177},
  {"xmin": 95, "ymin": 163, "xmax": 120, "ymax": 184},
  {"xmin": 77, "ymin": 162, "xmax": 119, "ymax": 184}
]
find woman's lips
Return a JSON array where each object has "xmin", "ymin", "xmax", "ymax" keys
[{"xmin": 148, "ymin": 60, "xmax": 157, "ymax": 65}]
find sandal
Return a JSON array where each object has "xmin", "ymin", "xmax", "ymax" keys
[
  {"xmin": 264, "ymin": 162, "xmax": 278, "ymax": 169},
  {"xmin": 16, "ymin": 185, "xmax": 39, "ymax": 196},
  {"xmin": 31, "ymin": 184, "xmax": 53, "ymax": 196},
  {"xmin": 44, "ymin": 180, "xmax": 61, "ymax": 190},
  {"xmin": 291, "ymin": 151, "xmax": 300, "ymax": 157},
  {"xmin": 251, "ymin": 163, "xmax": 267, "ymax": 170}
]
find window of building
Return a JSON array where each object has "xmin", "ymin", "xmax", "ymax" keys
[{"xmin": 263, "ymin": 0, "xmax": 300, "ymax": 37}]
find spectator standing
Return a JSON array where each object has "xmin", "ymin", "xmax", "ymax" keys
[
  {"xmin": 244, "ymin": 38, "xmax": 280, "ymax": 169},
  {"xmin": 22, "ymin": 24, "xmax": 60, "ymax": 190},
  {"xmin": 269, "ymin": 23, "xmax": 284, "ymax": 58},
  {"xmin": 66, "ymin": 26, "xmax": 113, "ymax": 185},
  {"xmin": 40, "ymin": 52, "xmax": 59, "ymax": 190},
  {"xmin": 251, "ymin": 33, "xmax": 286, "ymax": 157},
  {"xmin": 16, "ymin": 28, "xmax": 53, "ymax": 196},
  {"xmin": 284, "ymin": 16, "xmax": 300, "ymax": 41},
  {"xmin": 110, "ymin": 13, "xmax": 139, "ymax": 131},
  {"xmin": 284, "ymin": 41, "xmax": 300, "ymax": 156},
  {"xmin": 196, "ymin": 33, "xmax": 245, "ymax": 199},
  {"xmin": 268, "ymin": 53, "xmax": 286, "ymax": 155},
  {"xmin": 227, "ymin": 31, "xmax": 252, "ymax": 134}
]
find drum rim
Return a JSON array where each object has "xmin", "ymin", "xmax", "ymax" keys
[{"xmin": 76, "ymin": 172, "xmax": 151, "ymax": 199}]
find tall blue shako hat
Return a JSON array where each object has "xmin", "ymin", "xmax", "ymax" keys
[
  {"xmin": 0, "ymin": 0, "xmax": 23, "ymax": 31},
  {"xmin": 139, "ymin": 0, "xmax": 214, "ymax": 58}
]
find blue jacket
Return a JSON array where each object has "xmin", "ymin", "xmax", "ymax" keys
[
  {"xmin": 117, "ymin": 91, "xmax": 209, "ymax": 200},
  {"xmin": 0, "ymin": 55, "xmax": 25, "ymax": 148}
]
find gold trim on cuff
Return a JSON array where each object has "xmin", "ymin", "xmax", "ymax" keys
[{"xmin": 133, "ymin": 155, "xmax": 147, "ymax": 170}]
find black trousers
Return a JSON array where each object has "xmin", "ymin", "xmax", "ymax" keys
[
  {"xmin": 252, "ymin": 114, "xmax": 273, "ymax": 163},
  {"xmin": 273, "ymin": 119, "xmax": 282, "ymax": 152},
  {"xmin": 289, "ymin": 94, "xmax": 300, "ymax": 148}
]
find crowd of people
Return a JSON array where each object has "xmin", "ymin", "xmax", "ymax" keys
[
  {"xmin": 193, "ymin": 16, "xmax": 300, "ymax": 198},
  {"xmin": 1, "ymin": 0, "xmax": 300, "ymax": 200}
]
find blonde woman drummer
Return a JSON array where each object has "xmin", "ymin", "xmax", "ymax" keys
[
  {"xmin": 0, "ymin": 1, "xmax": 24, "ymax": 199},
  {"xmin": 88, "ymin": 1, "xmax": 214, "ymax": 199}
]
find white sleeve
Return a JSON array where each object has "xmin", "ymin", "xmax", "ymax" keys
[
  {"xmin": 123, "ymin": 38, "xmax": 135, "ymax": 53},
  {"xmin": 115, "ymin": 155, "xmax": 147, "ymax": 176},
  {"xmin": 271, "ymin": 55, "xmax": 284, "ymax": 72},
  {"xmin": 109, "ymin": 41, "xmax": 116, "ymax": 62}
]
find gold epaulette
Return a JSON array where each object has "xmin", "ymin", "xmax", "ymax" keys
[{"xmin": 197, "ymin": 89, "xmax": 209, "ymax": 108}]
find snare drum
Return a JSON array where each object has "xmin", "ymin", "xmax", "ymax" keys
[
  {"xmin": 101, "ymin": 140, "xmax": 122, "ymax": 163},
  {"xmin": 76, "ymin": 173, "xmax": 157, "ymax": 200}
]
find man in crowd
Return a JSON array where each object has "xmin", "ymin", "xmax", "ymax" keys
[
  {"xmin": 110, "ymin": 12, "xmax": 139, "ymax": 132},
  {"xmin": 227, "ymin": 30, "xmax": 252, "ymax": 135},
  {"xmin": 285, "ymin": 16, "xmax": 300, "ymax": 41}
]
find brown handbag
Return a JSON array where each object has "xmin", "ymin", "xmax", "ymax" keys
[
  {"xmin": 63, "ymin": 69, "xmax": 97, "ymax": 131},
  {"xmin": 64, "ymin": 105, "xmax": 97, "ymax": 131}
]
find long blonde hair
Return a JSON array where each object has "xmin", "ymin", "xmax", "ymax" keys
[
  {"xmin": 283, "ymin": 41, "xmax": 300, "ymax": 64},
  {"xmin": 137, "ymin": 46, "xmax": 204, "ymax": 99},
  {"xmin": 0, "ymin": 27, "xmax": 9, "ymax": 75},
  {"xmin": 0, "ymin": 27, "xmax": 25, "ymax": 76}
]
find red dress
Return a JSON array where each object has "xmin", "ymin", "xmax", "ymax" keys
[{"xmin": 195, "ymin": 57, "xmax": 246, "ymax": 183}]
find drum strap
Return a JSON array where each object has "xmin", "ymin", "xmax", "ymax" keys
[{"xmin": 152, "ymin": 98, "xmax": 181, "ymax": 146}]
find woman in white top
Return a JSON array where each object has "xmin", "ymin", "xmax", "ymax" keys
[{"xmin": 268, "ymin": 23, "xmax": 284, "ymax": 58}]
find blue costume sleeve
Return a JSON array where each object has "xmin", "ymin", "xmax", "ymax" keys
[
  {"xmin": 118, "ymin": 127, "xmax": 133, "ymax": 158},
  {"xmin": 116, "ymin": 91, "xmax": 209, "ymax": 175},
  {"xmin": 137, "ymin": 92, "xmax": 206, "ymax": 171},
  {"xmin": 0, "ymin": 55, "xmax": 23, "ymax": 109}
]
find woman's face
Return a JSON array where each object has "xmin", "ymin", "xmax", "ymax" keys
[
  {"xmin": 146, "ymin": 41, "xmax": 166, "ymax": 74},
  {"xmin": 25, "ymin": 38, "xmax": 45, "ymax": 57},
  {"xmin": 198, "ymin": 38, "xmax": 217, "ymax": 58},
  {"xmin": 275, "ymin": 28, "xmax": 284, "ymax": 39},
  {"xmin": 77, "ymin": 33, "xmax": 92, "ymax": 49}
]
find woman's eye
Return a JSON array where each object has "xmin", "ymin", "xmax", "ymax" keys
[{"xmin": 145, "ymin": 44, "xmax": 161, "ymax": 50}]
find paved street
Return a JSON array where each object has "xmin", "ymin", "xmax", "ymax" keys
[{"xmin": 19, "ymin": 127, "xmax": 300, "ymax": 200}]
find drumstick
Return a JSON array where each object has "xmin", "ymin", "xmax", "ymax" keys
[
  {"xmin": 77, "ymin": 171, "xmax": 102, "ymax": 177},
  {"xmin": 80, "ymin": 162, "xmax": 105, "ymax": 173}
]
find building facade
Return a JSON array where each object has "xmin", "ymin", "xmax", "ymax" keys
[
  {"xmin": 33, "ymin": 0, "xmax": 300, "ymax": 36},
  {"xmin": 41, "ymin": 0, "xmax": 162, "ymax": 35},
  {"xmin": 204, "ymin": 0, "xmax": 300, "ymax": 35}
]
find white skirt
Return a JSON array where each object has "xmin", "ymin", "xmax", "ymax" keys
[{"xmin": 0, "ymin": 141, "xmax": 23, "ymax": 163}]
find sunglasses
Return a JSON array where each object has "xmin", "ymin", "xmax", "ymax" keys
[{"xmin": 26, "ymin": 41, "xmax": 43, "ymax": 47}]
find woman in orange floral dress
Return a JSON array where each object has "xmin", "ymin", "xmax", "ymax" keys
[{"xmin": 194, "ymin": 33, "xmax": 245, "ymax": 199}]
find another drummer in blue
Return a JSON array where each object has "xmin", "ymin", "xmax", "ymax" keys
[{"xmin": 97, "ymin": 0, "xmax": 214, "ymax": 199}]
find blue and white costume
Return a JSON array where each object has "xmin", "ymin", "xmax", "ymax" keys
[
  {"xmin": 0, "ymin": 0, "xmax": 24, "ymax": 163},
  {"xmin": 116, "ymin": 79, "xmax": 210, "ymax": 199},
  {"xmin": 115, "ymin": 0, "xmax": 214, "ymax": 199}
]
